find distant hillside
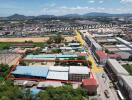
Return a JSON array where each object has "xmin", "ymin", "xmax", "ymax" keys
[{"xmin": 0, "ymin": 12, "xmax": 132, "ymax": 20}]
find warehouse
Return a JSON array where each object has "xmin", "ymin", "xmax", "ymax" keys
[
  {"xmin": 47, "ymin": 66, "xmax": 69, "ymax": 81},
  {"xmin": 95, "ymin": 50, "xmax": 108, "ymax": 65},
  {"xmin": 118, "ymin": 75, "xmax": 132, "ymax": 100},
  {"xmin": 48, "ymin": 66, "xmax": 69, "ymax": 72},
  {"xmin": 47, "ymin": 71, "xmax": 68, "ymax": 81},
  {"xmin": 68, "ymin": 43, "xmax": 80, "ymax": 47},
  {"xmin": 25, "ymin": 54, "xmax": 78, "ymax": 59},
  {"xmin": 85, "ymin": 35, "xmax": 102, "ymax": 51},
  {"xmin": 106, "ymin": 59, "xmax": 129, "ymax": 80},
  {"xmin": 69, "ymin": 66, "xmax": 90, "ymax": 81},
  {"xmin": 116, "ymin": 37, "xmax": 132, "ymax": 49},
  {"xmin": 12, "ymin": 66, "xmax": 49, "ymax": 78}
]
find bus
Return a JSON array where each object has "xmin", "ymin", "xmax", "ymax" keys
[{"xmin": 116, "ymin": 90, "xmax": 125, "ymax": 100}]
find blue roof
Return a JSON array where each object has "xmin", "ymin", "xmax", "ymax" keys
[
  {"xmin": 12, "ymin": 66, "xmax": 49, "ymax": 77},
  {"xmin": 30, "ymin": 88, "xmax": 41, "ymax": 95},
  {"xmin": 25, "ymin": 54, "xmax": 78, "ymax": 59}
]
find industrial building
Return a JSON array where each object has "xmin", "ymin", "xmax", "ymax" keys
[
  {"xmin": 85, "ymin": 36, "xmax": 102, "ymax": 52},
  {"xmin": 69, "ymin": 66, "xmax": 90, "ymax": 81},
  {"xmin": 25, "ymin": 54, "xmax": 78, "ymax": 59},
  {"xmin": 105, "ymin": 59, "xmax": 129, "ymax": 80},
  {"xmin": 11, "ymin": 66, "xmax": 49, "ymax": 79},
  {"xmin": 95, "ymin": 50, "xmax": 108, "ymax": 65},
  {"xmin": 12, "ymin": 65, "xmax": 90, "ymax": 82},
  {"xmin": 118, "ymin": 75, "xmax": 132, "ymax": 100}
]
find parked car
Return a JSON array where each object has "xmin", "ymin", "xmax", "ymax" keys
[{"xmin": 104, "ymin": 89, "xmax": 110, "ymax": 98}]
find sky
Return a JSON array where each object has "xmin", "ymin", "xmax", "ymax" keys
[{"xmin": 0, "ymin": 0, "xmax": 132, "ymax": 16}]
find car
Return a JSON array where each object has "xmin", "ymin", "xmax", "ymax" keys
[{"xmin": 104, "ymin": 89, "xmax": 110, "ymax": 98}]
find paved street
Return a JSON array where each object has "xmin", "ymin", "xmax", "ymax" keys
[{"xmin": 95, "ymin": 72, "xmax": 119, "ymax": 100}]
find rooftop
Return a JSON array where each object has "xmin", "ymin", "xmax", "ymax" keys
[
  {"xmin": 69, "ymin": 66, "xmax": 90, "ymax": 74},
  {"xmin": 47, "ymin": 71, "xmax": 68, "ymax": 80},
  {"xmin": 12, "ymin": 66, "xmax": 49, "ymax": 78},
  {"xmin": 107, "ymin": 59, "xmax": 129, "ymax": 75},
  {"xmin": 25, "ymin": 54, "xmax": 78, "ymax": 59},
  {"xmin": 49, "ymin": 66, "xmax": 69, "ymax": 72}
]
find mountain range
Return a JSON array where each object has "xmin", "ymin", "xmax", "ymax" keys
[{"xmin": 1, "ymin": 12, "xmax": 132, "ymax": 20}]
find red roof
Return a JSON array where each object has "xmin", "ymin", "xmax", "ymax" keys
[
  {"xmin": 108, "ymin": 54, "xmax": 121, "ymax": 59},
  {"xmin": 82, "ymin": 78, "xmax": 97, "ymax": 86},
  {"xmin": 96, "ymin": 50, "xmax": 107, "ymax": 59}
]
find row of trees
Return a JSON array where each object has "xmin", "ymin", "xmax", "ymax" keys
[{"xmin": 36, "ymin": 86, "xmax": 87, "ymax": 100}]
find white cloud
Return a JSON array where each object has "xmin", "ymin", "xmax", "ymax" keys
[
  {"xmin": 121, "ymin": 0, "xmax": 132, "ymax": 3},
  {"xmin": 88, "ymin": 0, "xmax": 95, "ymax": 3},
  {"xmin": 99, "ymin": 0, "xmax": 104, "ymax": 3},
  {"xmin": 37, "ymin": 6, "xmax": 132, "ymax": 16}
]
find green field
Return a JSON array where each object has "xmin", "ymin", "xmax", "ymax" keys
[
  {"xmin": 0, "ymin": 42, "xmax": 47, "ymax": 50},
  {"xmin": 123, "ymin": 64, "xmax": 132, "ymax": 75}
]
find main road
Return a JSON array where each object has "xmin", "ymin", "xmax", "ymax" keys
[{"xmin": 75, "ymin": 30, "xmax": 119, "ymax": 100}]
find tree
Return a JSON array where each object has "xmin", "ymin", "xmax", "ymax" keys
[
  {"xmin": 0, "ymin": 64, "xmax": 9, "ymax": 79},
  {"xmin": 36, "ymin": 86, "xmax": 87, "ymax": 100}
]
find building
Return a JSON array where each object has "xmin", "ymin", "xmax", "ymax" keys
[
  {"xmin": 25, "ymin": 54, "xmax": 78, "ymax": 59},
  {"xmin": 82, "ymin": 78, "xmax": 98, "ymax": 94},
  {"xmin": 95, "ymin": 50, "xmax": 108, "ymax": 65},
  {"xmin": 47, "ymin": 66, "xmax": 69, "ymax": 81},
  {"xmin": 69, "ymin": 66, "xmax": 90, "ymax": 81},
  {"xmin": 47, "ymin": 71, "xmax": 68, "ymax": 81},
  {"xmin": 85, "ymin": 36, "xmax": 102, "ymax": 52},
  {"xmin": 106, "ymin": 59, "xmax": 129, "ymax": 81},
  {"xmin": 12, "ymin": 66, "xmax": 49, "ymax": 79},
  {"xmin": 118, "ymin": 75, "xmax": 132, "ymax": 100}
]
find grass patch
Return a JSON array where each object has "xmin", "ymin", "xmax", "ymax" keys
[
  {"xmin": 123, "ymin": 64, "xmax": 132, "ymax": 75},
  {"xmin": 0, "ymin": 42, "xmax": 47, "ymax": 50}
]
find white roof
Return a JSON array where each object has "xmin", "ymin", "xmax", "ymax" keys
[
  {"xmin": 37, "ymin": 81, "xmax": 62, "ymax": 88},
  {"xmin": 47, "ymin": 71, "xmax": 68, "ymax": 80},
  {"xmin": 116, "ymin": 37, "xmax": 131, "ymax": 45},
  {"xmin": 60, "ymin": 47, "xmax": 72, "ymax": 50},
  {"xmin": 107, "ymin": 59, "xmax": 129, "ymax": 75},
  {"xmin": 119, "ymin": 47, "xmax": 132, "ymax": 51},
  {"xmin": 49, "ymin": 66, "xmax": 69, "ymax": 72},
  {"xmin": 69, "ymin": 66, "xmax": 90, "ymax": 74},
  {"xmin": 120, "ymin": 75, "xmax": 132, "ymax": 90},
  {"xmin": 129, "ymin": 45, "xmax": 132, "ymax": 47},
  {"xmin": 116, "ymin": 44, "xmax": 127, "ymax": 48},
  {"xmin": 107, "ymin": 39, "xmax": 117, "ymax": 42}
]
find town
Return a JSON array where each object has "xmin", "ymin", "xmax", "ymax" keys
[{"xmin": 0, "ymin": 1, "xmax": 132, "ymax": 100}]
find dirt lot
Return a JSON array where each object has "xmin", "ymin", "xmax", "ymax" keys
[{"xmin": 0, "ymin": 37, "xmax": 76, "ymax": 42}]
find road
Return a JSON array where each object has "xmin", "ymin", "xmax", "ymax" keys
[
  {"xmin": 75, "ymin": 30, "xmax": 119, "ymax": 100},
  {"xmin": 95, "ymin": 72, "xmax": 119, "ymax": 100}
]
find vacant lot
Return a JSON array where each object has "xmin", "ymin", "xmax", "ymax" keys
[{"xmin": 0, "ymin": 36, "xmax": 75, "ymax": 42}]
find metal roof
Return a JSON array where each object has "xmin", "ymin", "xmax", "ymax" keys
[
  {"xmin": 116, "ymin": 44, "xmax": 127, "ymax": 48},
  {"xmin": 118, "ymin": 47, "xmax": 132, "ymax": 51},
  {"xmin": 120, "ymin": 75, "xmax": 132, "ymax": 91},
  {"xmin": 47, "ymin": 71, "xmax": 68, "ymax": 80},
  {"xmin": 68, "ymin": 43, "xmax": 80, "ymax": 46},
  {"xmin": 69, "ymin": 66, "xmax": 90, "ymax": 74},
  {"xmin": 25, "ymin": 54, "xmax": 78, "ymax": 59},
  {"xmin": 116, "ymin": 37, "xmax": 131, "ymax": 45},
  {"xmin": 12, "ymin": 66, "xmax": 49, "ymax": 77},
  {"xmin": 49, "ymin": 66, "xmax": 69, "ymax": 72},
  {"xmin": 107, "ymin": 59, "xmax": 129, "ymax": 75}
]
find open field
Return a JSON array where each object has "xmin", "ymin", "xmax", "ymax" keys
[
  {"xmin": 0, "ymin": 36, "xmax": 76, "ymax": 42},
  {"xmin": 0, "ymin": 53, "xmax": 21, "ymax": 66}
]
